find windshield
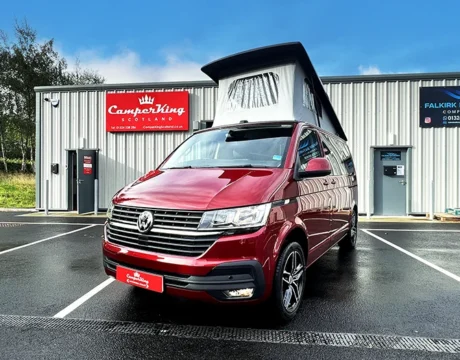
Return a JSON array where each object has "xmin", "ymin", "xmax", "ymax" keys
[{"xmin": 161, "ymin": 125, "xmax": 293, "ymax": 169}]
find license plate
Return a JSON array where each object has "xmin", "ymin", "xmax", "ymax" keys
[{"xmin": 116, "ymin": 265, "xmax": 164, "ymax": 293}]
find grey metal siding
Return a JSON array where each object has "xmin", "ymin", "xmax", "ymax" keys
[
  {"xmin": 37, "ymin": 75, "xmax": 460, "ymax": 215},
  {"xmin": 323, "ymin": 77, "xmax": 460, "ymax": 215},
  {"xmin": 37, "ymin": 85, "xmax": 218, "ymax": 210}
]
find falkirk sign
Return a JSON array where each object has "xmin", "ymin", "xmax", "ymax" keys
[{"xmin": 420, "ymin": 86, "xmax": 460, "ymax": 128}]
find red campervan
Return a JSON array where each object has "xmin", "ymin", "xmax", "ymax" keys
[{"xmin": 102, "ymin": 120, "xmax": 358, "ymax": 322}]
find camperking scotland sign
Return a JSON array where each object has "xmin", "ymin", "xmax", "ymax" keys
[
  {"xmin": 106, "ymin": 91, "xmax": 189, "ymax": 132},
  {"xmin": 420, "ymin": 86, "xmax": 460, "ymax": 128}
]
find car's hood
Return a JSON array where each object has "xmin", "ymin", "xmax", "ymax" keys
[{"xmin": 113, "ymin": 168, "xmax": 290, "ymax": 210}]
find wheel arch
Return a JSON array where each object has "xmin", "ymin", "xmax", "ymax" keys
[{"xmin": 274, "ymin": 224, "xmax": 309, "ymax": 265}]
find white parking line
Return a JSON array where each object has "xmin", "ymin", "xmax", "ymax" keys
[
  {"xmin": 0, "ymin": 224, "xmax": 98, "ymax": 255},
  {"xmin": 0, "ymin": 222, "xmax": 104, "ymax": 226},
  {"xmin": 362, "ymin": 229, "xmax": 460, "ymax": 283},
  {"xmin": 53, "ymin": 277, "xmax": 115, "ymax": 318},
  {"xmin": 362, "ymin": 228, "xmax": 460, "ymax": 232}
]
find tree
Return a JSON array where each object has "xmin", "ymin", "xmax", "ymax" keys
[{"xmin": 0, "ymin": 19, "xmax": 104, "ymax": 173}]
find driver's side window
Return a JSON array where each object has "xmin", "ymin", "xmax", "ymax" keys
[{"xmin": 297, "ymin": 129, "xmax": 322, "ymax": 171}]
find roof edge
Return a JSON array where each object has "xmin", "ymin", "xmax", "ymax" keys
[
  {"xmin": 34, "ymin": 80, "xmax": 217, "ymax": 92},
  {"xmin": 34, "ymin": 71, "xmax": 460, "ymax": 92},
  {"xmin": 321, "ymin": 71, "xmax": 460, "ymax": 83}
]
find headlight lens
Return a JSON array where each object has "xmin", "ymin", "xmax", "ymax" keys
[
  {"xmin": 198, "ymin": 203, "xmax": 271, "ymax": 230},
  {"xmin": 107, "ymin": 202, "xmax": 114, "ymax": 219}
]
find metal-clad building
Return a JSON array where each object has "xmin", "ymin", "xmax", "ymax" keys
[{"xmin": 34, "ymin": 72, "xmax": 460, "ymax": 216}]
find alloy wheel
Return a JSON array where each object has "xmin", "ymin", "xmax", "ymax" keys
[{"xmin": 281, "ymin": 250, "xmax": 305, "ymax": 312}]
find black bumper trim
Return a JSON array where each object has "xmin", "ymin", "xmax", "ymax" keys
[{"xmin": 103, "ymin": 256, "xmax": 265, "ymax": 301}]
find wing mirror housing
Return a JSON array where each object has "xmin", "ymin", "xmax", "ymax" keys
[{"xmin": 298, "ymin": 158, "xmax": 332, "ymax": 178}]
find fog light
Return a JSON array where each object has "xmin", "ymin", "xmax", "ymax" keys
[{"xmin": 224, "ymin": 288, "xmax": 254, "ymax": 299}]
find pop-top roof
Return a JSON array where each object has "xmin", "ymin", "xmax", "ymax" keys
[{"xmin": 201, "ymin": 42, "xmax": 347, "ymax": 140}]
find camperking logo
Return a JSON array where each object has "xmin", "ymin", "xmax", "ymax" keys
[
  {"xmin": 107, "ymin": 96, "xmax": 186, "ymax": 118},
  {"xmin": 138, "ymin": 94, "xmax": 155, "ymax": 105},
  {"xmin": 105, "ymin": 91, "xmax": 189, "ymax": 132},
  {"xmin": 126, "ymin": 271, "xmax": 150, "ymax": 289}
]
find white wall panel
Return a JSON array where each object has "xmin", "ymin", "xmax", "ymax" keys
[
  {"xmin": 37, "ymin": 85, "xmax": 219, "ymax": 210},
  {"xmin": 37, "ymin": 76, "xmax": 460, "ymax": 215},
  {"xmin": 324, "ymin": 77, "xmax": 460, "ymax": 215}
]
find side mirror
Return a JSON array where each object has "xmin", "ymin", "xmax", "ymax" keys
[{"xmin": 298, "ymin": 158, "xmax": 332, "ymax": 178}]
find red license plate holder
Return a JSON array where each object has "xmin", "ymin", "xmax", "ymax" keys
[{"xmin": 116, "ymin": 265, "xmax": 164, "ymax": 293}]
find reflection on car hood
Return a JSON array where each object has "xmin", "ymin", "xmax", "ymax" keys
[{"xmin": 113, "ymin": 168, "xmax": 289, "ymax": 210}]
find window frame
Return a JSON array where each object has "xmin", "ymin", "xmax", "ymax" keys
[
  {"xmin": 292, "ymin": 126, "xmax": 325, "ymax": 181},
  {"xmin": 318, "ymin": 131, "xmax": 351, "ymax": 176}
]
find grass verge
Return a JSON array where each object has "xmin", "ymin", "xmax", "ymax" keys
[{"xmin": 0, "ymin": 173, "xmax": 35, "ymax": 208}]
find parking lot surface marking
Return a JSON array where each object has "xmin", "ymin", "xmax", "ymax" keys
[
  {"xmin": 54, "ymin": 278, "xmax": 115, "ymax": 318},
  {"xmin": 0, "ymin": 224, "xmax": 97, "ymax": 255},
  {"xmin": 362, "ymin": 229, "xmax": 460, "ymax": 283},
  {"xmin": 1, "ymin": 314, "xmax": 459, "ymax": 354},
  {"xmin": 362, "ymin": 228, "xmax": 460, "ymax": 232},
  {"xmin": 0, "ymin": 221, "xmax": 104, "ymax": 226}
]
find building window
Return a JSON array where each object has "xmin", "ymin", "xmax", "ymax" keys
[
  {"xmin": 226, "ymin": 72, "xmax": 279, "ymax": 111},
  {"xmin": 303, "ymin": 78, "xmax": 322, "ymax": 119}
]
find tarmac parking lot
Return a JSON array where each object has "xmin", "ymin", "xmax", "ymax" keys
[{"xmin": 1, "ymin": 212, "xmax": 460, "ymax": 359}]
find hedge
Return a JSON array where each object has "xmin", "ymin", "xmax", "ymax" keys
[{"xmin": 0, "ymin": 158, "xmax": 35, "ymax": 173}]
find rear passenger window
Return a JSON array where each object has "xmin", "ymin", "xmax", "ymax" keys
[
  {"xmin": 336, "ymin": 140, "xmax": 355, "ymax": 175},
  {"xmin": 297, "ymin": 129, "xmax": 322, "ymax": 170},
  {"xmin": 318, "ymin": 132, "xmax": 348, "ymax": 175}
]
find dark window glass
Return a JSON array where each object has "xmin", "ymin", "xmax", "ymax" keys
[
  {"xmin": 319, "ymin": 132, "xmax": 348, "ymax": 175},
  {"xmin": 297, "ymin": 129, "xmax": 322, "ymax": 170},
  {"xmin": 161, "ymin": 125, "xmax": 293, "ymax": 169},
  {"xmin": 334, "ymin": 137, "xmax": 355, "ymax": 175}
]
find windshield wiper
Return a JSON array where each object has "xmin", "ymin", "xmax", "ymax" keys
[
  {"xmin": 217, "ymin": 164, "xmax": 271, "ymax": 168},
  {"xmin": 165, "ymin": 166, "xmax": 194, "ymax": 169}
]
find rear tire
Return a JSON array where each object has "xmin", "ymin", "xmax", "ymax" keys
[
  {"xmin": 271, "ymin": 241, "xmax": 306, "ymax": 323},
  {"xmin": 339, "ymin": 209, "xmax": 358, "ymax": 250}
]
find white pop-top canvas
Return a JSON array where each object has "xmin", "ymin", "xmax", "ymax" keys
[{"xmin": 211, "ymin": 60, "xmax": 336, "ymax": 132}]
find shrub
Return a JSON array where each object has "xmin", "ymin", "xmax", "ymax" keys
[{"xmin": 0, "ymin": 158, "xmax": 34, "ymax": 173}]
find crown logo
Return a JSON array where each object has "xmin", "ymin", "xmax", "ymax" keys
[{"xmin": 138, "ymin": 94, "xmax": 154, "ymax": 105}]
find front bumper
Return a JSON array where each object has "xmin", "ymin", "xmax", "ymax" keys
[{"xmin": 104, "ymin": 255, "xmax": 265, "ymax": 301}]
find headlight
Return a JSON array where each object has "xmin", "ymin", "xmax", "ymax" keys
[
  {"xmin": 198, "ymin": 203, "xmax": 271, "ymax": 230},
  {"xmin": 107, "ymin": 202, "xmax": 114, "ymax": 219}
]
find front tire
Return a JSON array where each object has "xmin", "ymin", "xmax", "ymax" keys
[
  {"xmin": 271, "ymin": 241, "xmax": 306, "ymax": 323},
  {"xmin": 339, "ymin": 210, "xmax": 358, "ymax": 250}
]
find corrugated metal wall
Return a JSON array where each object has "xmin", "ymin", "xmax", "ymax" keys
[
  {"xmin": 37, "ymin": 85, "xmax": 218, "ymax": 210},
  {"xmin": 37, "ymin": 76, "xmax": 460, "ymax": 214},
  {"xmin": 323, "ymin": 77, "xmax": 460, "ymax": 215}
]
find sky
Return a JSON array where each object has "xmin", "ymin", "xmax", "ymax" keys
[{"xmin": 1, "ymin": 0, "xmax": 459, "ymax": 84}]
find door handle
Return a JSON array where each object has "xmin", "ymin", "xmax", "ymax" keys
[
  {"xmin": 398, "ymin": 180, "xmax": 407, "ymax": 185},
  {"xmin": 78, "ymin": 179, "xmax": 84, "ymax": 184}
]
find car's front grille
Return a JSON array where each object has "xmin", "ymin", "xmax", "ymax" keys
[
  {"xmin": 112, "ymin": 205, "xmax": 203, "ymax": 230},
  {"xmin": 107, "ymin": 205, "xmax": 219, "ymax": 257}
]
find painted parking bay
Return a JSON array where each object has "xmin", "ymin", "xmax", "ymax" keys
[
  {"xmin": 365, "ymin": 229, "xmax": 460, "ymax": 277},
  {"xmin": 65, "ymin": 227, "xmax": 460, "ymax": 340},
  {"xmin": 0, "ymin": 224, "xmax": 108, "ymax": 317},
  {"xmin": 0, "ymin": 223, "xmax": 91, "ymax": 252}
]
